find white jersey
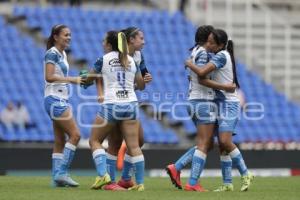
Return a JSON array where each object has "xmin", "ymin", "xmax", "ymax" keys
[
  {"xmin": 133, "ymin": 51, "xmax": 143, "ymax": 68},
  {"xmin": 188, "ymin": 45, "xmax": 215, "ymax": 100},
  {"xmin": 210, "ymin": 50, "xmax": 239, "ymax": 101},
  {"xmin": 44, "ymin": 47, "xmax": 69, "ymax": 100},
  {"xmin": 133, "ymin": 51, "xmax": 148, "ymax": 76},
  {"xmin": 93, "ymin": 51, "xmax": 139, "ymax": 104}
]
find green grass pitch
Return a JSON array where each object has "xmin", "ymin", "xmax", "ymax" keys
[{"xmin": 1, "ymin": 176, "xmax": 299, "ymax": 200}]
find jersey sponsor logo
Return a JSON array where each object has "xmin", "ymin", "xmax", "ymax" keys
[
  {"xmin": 116, "ymin": 90, "xmax": 129, "ymax": 99},
  {"xmin": 109, "ymin": 58, "xmax": 133, "ymax": 66},
  {"xmin": 109, "ymin": 58, "xmax": 121, "ymax": 66}
]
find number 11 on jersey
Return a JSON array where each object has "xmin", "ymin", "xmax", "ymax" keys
[{"xmin": 117, "ymin": 71, "xmax": 126, "ymax": 90}]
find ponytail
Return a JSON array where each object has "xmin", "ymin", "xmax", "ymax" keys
[
  {"xmin": 117, "ymin": 32, "xmax": 129, "ymax": 68},
  {"xmin": 46, "ymin": 24, "xmax": 68, "ymax": 50},
  {"xmin": 227, "ymin": 40, "xmax": 240, "ymax": 88},
  {"xmin": 46, "ymin": 36, "xmax": 55, "ymax": 50}
]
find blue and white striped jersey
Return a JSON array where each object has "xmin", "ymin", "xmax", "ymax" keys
[
  {"xmin": 188, "ymin": 45, "xmax": 215, "ymax": 100},
  {"xmin": 210, "ymin": 50, "xmax": 239, "ymax": 101},
  {"xmin": 44, "ymin": 47, "xmax": 69, "ymax": 99}
]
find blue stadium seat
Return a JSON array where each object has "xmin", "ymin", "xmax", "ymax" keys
[{"xmin": 2, "ymin": 6, "xmax": 299, "ymax": 144}]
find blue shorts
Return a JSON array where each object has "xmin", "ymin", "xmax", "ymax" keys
[
  {"xmin": 216, "ymin": 100, "xmax": 240, "ymax": 133},
  {"xmin": 97, "ymin": 102, "xmax": 139, "ymax": 123},
  {"xmin": 187, "ymin": 99, "xmax": 217, "ymax": 126},
  {"xmin": 44, "ymin": 95, "xmax": 69, "ymax": 120}
]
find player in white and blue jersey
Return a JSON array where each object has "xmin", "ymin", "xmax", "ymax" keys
[
  {"xmin": 185, "ymin": 28, "xmax": 254, "ymax": 192},
  {"xmin": 116, "ymin": 27, "xmax": 152, "ymax": 188},
  {"xmin": 166, "ymin": 25, "xmax": 237, "ymax": 192},
  {"xmin": 93, "ymin": 27, "xmax": 152, "ymax": 190},
  {"xmin": 44, "ymin": 24, "xmax": 84, "ymax": 187},
  {"xmin": 86, "ymin": 31, "xmax": 146, "ymax": 191}
]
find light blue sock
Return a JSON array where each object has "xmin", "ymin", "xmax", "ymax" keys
[
  {"xmin": 59, "ymin": 142, "xmax": 76, "ymax": 175},
  {"xmin": 220, "ymin": 155, "xmax": 232, "ymax": 184},
  {"xmin": 121, "ymin": 154, "xmax": 133, "ymax": 181},
  {"xmin": 229, "ymin": 148, "xmax": 248, "ymax": 176},
  {"xmin": 52, "ymin": 153, "xmax": 63, "ymax": 179},
  {"xmin": 132, "ymin": 155, "xmax": 145, "ymax": 185},
  {"xmin": 106, "ymin": 153, "xmax": 117, "ymax": 182},
  {"xmin": 92, "ymin": 149, "xmax": 107, "ymax": 177},
  {"xmin": 174, "ymin": 146, "xmax": 196, "ymax": 171},
  {"xmin": 189, "ymin": 149, "xmax": 206, "ymax": 186}
]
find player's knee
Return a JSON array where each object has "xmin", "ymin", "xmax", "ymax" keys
[
  {"xmin": 218, "ymin": 139, "xmax": 231, "ymax": 151},
  {"xmin": 107, "ymin": 145, "xmax": 119, "ymax": 155},
  {"xmin": 127, "ymin": 146, "xmax": 141, "ymax": 157},
  {"xmin": 71, "ymin": 132, "xmax": 81, "ymax": 144},
  {"xmin": 196, "ymin": 138, "xmax": 210, "ymax": 153},
  {"xmin": 89, "ymin": 138, "xmax": 98, "ymax": 149}
]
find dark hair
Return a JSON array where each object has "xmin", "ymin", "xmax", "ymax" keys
[
  {"xmin": 190, "ymin": 25, "xmax": 214, "ymax": 50},
  {"xmin": 106, "ymin": 30, "xmax": 129, "ymax": 68},
  {"xmin": 211, "ymin": 29, "xmax": 240, "ymax": 88},
  {"xmin": 121, "ymin": 27, "xmax": 141, "ymax": 43},
  {"xmin": 46, "ymin": 24, "xmax": 68, "ymax": 50}
]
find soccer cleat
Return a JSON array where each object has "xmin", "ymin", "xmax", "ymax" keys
[
  {"xmin": 213, "ymin": 184, "xmax": 234, "ymax": 192},
  {"xmin": 184, "ymin": 183, "xmax": 208, "ymax": 192},
  {"xmin": 91, "ymin": 173, "xmax": 111, "ymax": 189},
  {"xmin": 117, "ymin": 142, "xmax": 127, "ymax": 171},
  {"xmin": 128, "ymin": 184, "xmax": 145, "ymax": 191},
  {"xmin": 54, "ymin": 174, "xmax": 79, "ymax": 187},
  {"xmin": 103, "ymin": 183, "xmax": 127, "ymax": 191},
  {"xmin": 117, "ymin": 178, "xmax": 134, "ymax": 189},
  {"xmin": 51, "ymin": 180, "xmax": 66, "ymax": 187},
  {"xmin": 241, "ymin": 172, "xmax": 254, "ymax": 192},
  {"xmin": 165, "ymin": 164, "xmax": 182, "ymax": 189}
]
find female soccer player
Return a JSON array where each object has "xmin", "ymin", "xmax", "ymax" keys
[
  {"xmin": 96, "ymin": 27, "xmax": 152, "ymax": 190},
  {"xmin": 166, "ymin": 25, "xmax": 236, "ymax": 192},
  {"xmin": 185, "ymin": 28, "xmax": 254, "ymax": 192},
  {"xmin": 86, "ymin": 31, "xmax": 146, "ymax": 191},
  {"xmin": 44, "ymin": 24, "xmax": 84, "ymax": 187}
]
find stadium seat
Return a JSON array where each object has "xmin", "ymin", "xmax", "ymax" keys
[{"xmin": 2, "ymin": 7, "xmax": 300, "ymax": 144}]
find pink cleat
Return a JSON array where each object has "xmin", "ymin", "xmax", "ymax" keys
[
  {"xmin": 166, "ymin": 164, "xmax": 182, "ymax": 189},
  {"xmin": 103, "ymin": 183, "xmax": 126, "ymax": 191},
  {"xmin": 117, "ymin": 179, "xmax": 134, "ymax": 189}
]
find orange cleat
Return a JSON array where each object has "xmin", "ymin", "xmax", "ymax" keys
[
  {"xmin": 165, "ymin": 164, "xmax": 182, "ymax": 189},
  {"xmin": 117, "ymin": 141, "xmax": 127, "ymax": 171},
  {"xmin": 184, "ymin": 183, "xmax": 208, "ymax": 192}
]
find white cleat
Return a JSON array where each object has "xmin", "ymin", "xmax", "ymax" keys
[{"xmin": 54, "ymin": 174, "xmax": 79, "ymax": 187}]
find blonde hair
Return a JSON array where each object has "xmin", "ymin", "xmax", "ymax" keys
[{"xmin": 117, "ymin": 32, "xmax": 129, "ymax": 68}]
